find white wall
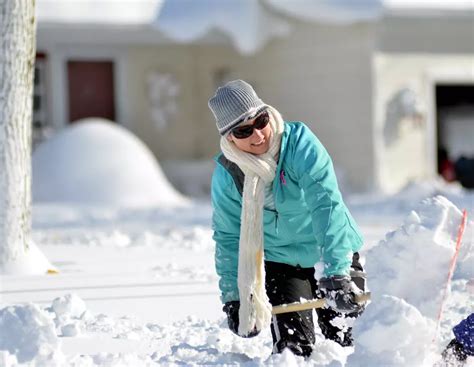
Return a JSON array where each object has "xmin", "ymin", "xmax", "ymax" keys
[
  {"xmin": 371, "ymin": 14, "xmax": 474, "ymax": 192},
  {"xmin": 376, "ymin": 15, "xmax": 474, "ymax": 54},
  {"xmin": 373, "ymin": 53, "xmax": 474, "ymax": 192}
]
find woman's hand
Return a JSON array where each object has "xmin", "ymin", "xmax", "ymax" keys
[
  {"xmin": 223, "ymin": 301, "xmax": 260, "ymax": 338},
  {"xmin": 318, "ymin": 275, "xmax": 366, "ymax": 313}
]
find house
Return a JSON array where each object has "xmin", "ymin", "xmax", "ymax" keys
[{"xmin": 34, "ymin": 0, "xmax": 474, "ymax": 193}]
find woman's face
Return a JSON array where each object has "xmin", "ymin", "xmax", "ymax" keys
[{"xmin": 227, "ymin": 113, "xmax": 273, "ymax": 155}]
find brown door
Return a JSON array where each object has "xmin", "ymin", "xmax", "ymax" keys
[{"xmin": 67, "ymin": 60, "xmax": 116, "ymax": 123}]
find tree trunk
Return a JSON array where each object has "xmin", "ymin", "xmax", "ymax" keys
[{"xmin": 0, "ymin": 0, "xmax": 36, "ymax": 266}]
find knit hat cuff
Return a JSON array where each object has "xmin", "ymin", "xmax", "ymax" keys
[{"xmin": 219, "ymin": 104, "xmax": 268, "ymax": 136}]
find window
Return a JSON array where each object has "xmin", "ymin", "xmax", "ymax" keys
[{"xmin": 32, "ymin": 53, "xmax": 51, "ymax": 148}]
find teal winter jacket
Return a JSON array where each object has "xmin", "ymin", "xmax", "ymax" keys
[{"xmin": 211, "ymin": 122, "xmax": 363, "ymax": 303}]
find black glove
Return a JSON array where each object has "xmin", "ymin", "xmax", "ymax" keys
[
  {"xmin": 223, "ymin": 301, "xmax": 260, "ymax": 338},
  {"xmin": 318, "ymin": 275, "xmax": 365, "ymax": 314}
]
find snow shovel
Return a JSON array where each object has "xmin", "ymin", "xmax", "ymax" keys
[{"xmin": 272, "ymin": 292, "xmax": 371, "ymax": 315}]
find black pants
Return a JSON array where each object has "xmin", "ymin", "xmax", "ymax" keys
[{"xmin": 265, "ymin": 253, "xmax": 365, "ymax": 357}]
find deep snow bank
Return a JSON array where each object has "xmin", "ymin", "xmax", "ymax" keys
[
  {"xmin": 349, "ymin": 296, "xmax": 435, "ymax": 366},
  {"xmin": 0, "ymin": 241, "xmax": 56, "ymax": 276},
  {"xmin": 365, "ymin": 195, "xmax": 471, "ymax": 317},
  {"xmin": 0, "ymin": 304, "xmax": 60, "ymax": 364},
  {"xmin": 32, "ymin": 118, "xmax": 187, "ymax": 208},
  {"xmin": 2, "ymin": 195, "xmax": 472, "ymax": 366},
  {"xmin": 349, "ymin": 196, "xmax": 473, "ymax": 366}
]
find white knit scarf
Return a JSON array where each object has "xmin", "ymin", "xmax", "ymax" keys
[{"xmin": 220, "ymin": 107, "xmax": 284, "ymax": 335}]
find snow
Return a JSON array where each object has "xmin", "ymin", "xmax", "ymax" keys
[
  {"xmin": 0, "ymin": 241, "xmax": 56, "ymax": 276},
  {"xmin": 265, "ymin": 0, "xmax": 474, "ymax": 23},
  {"xmin": 36, "ymin": 0, "xmax": 164, "ymax": 25},
  {"xmin": 263, "ymin": 0, "xmax": 384, "ymax": 24},
  {"xmin": 36, "ymin": 0, "xmax": 473, "ymax": 55},
  {"xmin": 2, "ymin": 175, "xmax": 473, "ymax": 365},
  {"xmin": 384, "ymin": 0, "xmax": 474, "ymax": 10},
  {"xmin": 154, "ymin": 0, "xmax": 291, "ymax": 55},
  {"xmin": 364, "ymin": 196, "xmax": 472, "ymax": 318},
  {"xmin": 0, "ymin": 303, "xmax": 60, "ymax": 364},
  {"xmin": 36, "ymin": 0, "xmax": 473, "ymax": 27},
  {"xmin": 32, "ymin": 118, "xmax": 187, "ymax": 208},
  {"xmin": 4, "ymin": 129, "xmax": 474, "ymax": 366},
  {"xmin": 348, "ymin": 295, "xmax": 436, "ymax": 366}
]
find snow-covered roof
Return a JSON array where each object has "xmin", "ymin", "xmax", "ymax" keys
[
  {"xmin": 36, "ymin": 0, "xmax": 165, "ymax": 26},
  {"xmin": 262, "ymin": 0, "xmax": 384, "ymax": 24},
  {"xmin": 36, "ymin": 0, "xmax": 473, "ymax": 54},
  {"xmin": 384, "ymin": 0, "xmax": 474, "ymax": 10},
  {"xmin": 154, "ymin": 0, "xmax": 290, "ymax": 54}
]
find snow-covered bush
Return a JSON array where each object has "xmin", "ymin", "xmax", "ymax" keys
[{"xmin": 32, "ymin": 118, "xmax": 187, "ymax": 208}]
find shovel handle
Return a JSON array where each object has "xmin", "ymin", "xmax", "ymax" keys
[{"xmin": 272, "ymin": 292, "xmax": 371, "ymax": 315}]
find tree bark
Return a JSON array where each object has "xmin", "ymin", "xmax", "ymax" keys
[{"xmin": 0, "ymin": 0, "xmax": 36, "ymax": 265}]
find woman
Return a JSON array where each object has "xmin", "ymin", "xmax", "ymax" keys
[{"xmin": 209, "ymin": 80, "xmax": 366, "ymax": 357}]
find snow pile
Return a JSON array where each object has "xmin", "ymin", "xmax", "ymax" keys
[
  {"xmin": 151, "ymin": 262, "xmax": 218, "ymax": 282},
  {"xmin": 349, "ymin": 196, "xmax": 473, "ymax": 366},
  {"xmin": 50, "ymin": 294, "xmax": 88, "ymax": 337},
  {"xmin": 0, "ymin": 304, "xmax": 60, "ymax": 364},
  {"xmin": 365, "ymin": 195, "xmax": 470, "ymax": 317},
  {"xmin": 348, "ymin": 178, "xmax": 474, "ymax": 220},
  {"xmin": 394, "ymin": 180, "xmax": 474, "ymax": 215},
  {"xmin": 32, "ymin": 118, "xmax": 187, "ymax": 208},
  {"xmin": 33, "ymin": 225, "xmax": 214, "ymax": 252},
  {"xmin": 349, "ymin": 296, "xmax": 435, "ymax": 366},
  {"xmin": 384, "ymin": 0, "xmax": 474, "ymax": 11},
  {"xmin": 2, "ymin": 188, "xmax": 472, "ymax": 365},
  {"xmin": 0, "ymin": 241, "xmax": 56, "ymax": 275}
]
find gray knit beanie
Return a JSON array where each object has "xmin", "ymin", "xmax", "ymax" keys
[{"xmin": 208, "ymin": 80, "xmax": 267, "ymax": 135}]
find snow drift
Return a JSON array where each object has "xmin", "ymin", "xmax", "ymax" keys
[
  {"xmin": 32, "ymin": 118, "xmax": 187, "ymax": 208},
  {"xmin": 0, "ymin": 304, "xmax": 60, "ymax": 364},
  {"xmin": 349, "ymin": 196, "xmax": 473, "ymax": 366},
  {"xmin": 364, "ymin": 196, "xmax": 471, "ymax": 317},
  {"xmin": 1, "ymin": 192, "xmax": 472, "ymax": 365},
  {"xmin": 348, "ymin": 295, "xmax": 435, "ymax": 366},
  {"xmin": 0, "ymin": 241, "xmax": 56, "ymax": 276}
]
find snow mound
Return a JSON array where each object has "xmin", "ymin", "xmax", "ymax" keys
[
  {"xmin": 348, "ymin": 195, "xmax": 473, "ymax": 366},
  {"xmin": 365, "ymin": 195, "xmax": 471, "ymax": 317},
  {"xmin": 0, "ymin": 304, "xmax": 60, "ymax": 364},
  {"xmin": 32, "ymin": 118, "xmax": 187, "ymax": 208},
  {"xmin": 0, "ymin": 241, "xmax": 56, "ymax": 275},
  {"xmin": 348, "ymin": 295, "xmax": 435, "ymax": 366},
  {"xmin": 51, "ymin": 294, "xmax": 88, "ymax": 337}
]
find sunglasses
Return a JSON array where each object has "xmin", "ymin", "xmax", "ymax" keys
[{"xmin": 231, "ymin": 111, "xmax": 270, "ymax": 139}]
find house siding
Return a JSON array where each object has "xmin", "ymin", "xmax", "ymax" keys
[
  {"xmin": 126, "ymin": 19, "xmax": 376, "ymax": 192},
  {"xmin": 372, "ymin": 15, "xmax": 474, "ymax": 192}
]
